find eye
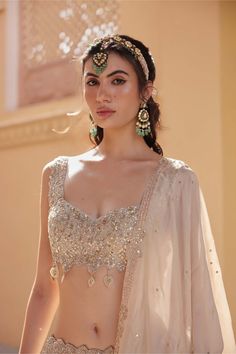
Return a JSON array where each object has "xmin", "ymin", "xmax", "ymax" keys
[
  {"xmin": 113, "ymin": 78, "xmax": 126, "ymax": 85},
  {"xmin": 86, "ymin": 79, "xmax": 98, "ymax": 86}
]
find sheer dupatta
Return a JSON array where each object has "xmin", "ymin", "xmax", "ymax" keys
[{"xmin": 115, "ymin": 157, "xmax": 235, "ymax": 354}]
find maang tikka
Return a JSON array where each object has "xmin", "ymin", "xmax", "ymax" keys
[
  {"xmin": 87, "ymin": 35, "xmax": 150, "ymax": 80},
  {"xmin": 89, "ymin": 114, "xmax": 97, "ymax": 137},
  {"xmin": 136, "ymin": 102, "xmax": 151, "ymax": 136}
]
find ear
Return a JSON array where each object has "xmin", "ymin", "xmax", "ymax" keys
[{"xmin": 140, "ymin": 81, "xmax": 154, "ymax": 102}]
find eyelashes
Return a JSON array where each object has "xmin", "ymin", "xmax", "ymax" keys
[
  {"xmin": 113, "ymin": 78, "xmax": 126, "ymax": 85},
  {"xmin": 86, "ymin": 78, "xmax": 126, "ymax": 86}
]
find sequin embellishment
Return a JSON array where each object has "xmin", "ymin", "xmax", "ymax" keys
[
  {"xmin": 41, "ymin": 334, "xmax": 115, "ymax": 354},
  {"xmin": 47, "ymin": 157, "xmax": 144, "ymax": 286}
]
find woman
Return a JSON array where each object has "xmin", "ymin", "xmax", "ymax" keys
[{"xmin": 19, "ymin": 34, "xmax": 235, "ymax": 354}]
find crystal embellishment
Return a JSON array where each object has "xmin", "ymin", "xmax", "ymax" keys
[
  {"xmin": 49, "ymin": 265, "xmax": 59, "ymax": 280},
  {"xmin": 47, "ymin": 157, "xmax": 145, "ymax": 286}
]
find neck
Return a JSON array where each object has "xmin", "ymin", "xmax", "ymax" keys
[{"xmin": 92, "ymin": 124, "xmax": 153, "ymax": 161}]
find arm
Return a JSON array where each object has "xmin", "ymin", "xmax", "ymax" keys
[{"xmin": 18, "ymin": 163, "xmax": 59, "ymax": 354}]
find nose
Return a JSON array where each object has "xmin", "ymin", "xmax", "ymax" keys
[{"xmin": 96, "ymin": 82, "xmax": 111, "ymax": 103}]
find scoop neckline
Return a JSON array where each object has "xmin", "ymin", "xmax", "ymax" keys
[{"xmin": 60, "ymin": 155, "xmax": 165, "ymax": 222}]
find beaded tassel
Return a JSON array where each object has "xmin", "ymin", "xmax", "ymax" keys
[
  {"xmin": 88, "ymin": 268, "xmax": 96, "ymax": 287},
  {"xmin": 49, "ymin": 263, "xmax": 59, "ymax": 280},
  {"xmin": 89, "ymin": 125, "xmax": 97, "ymax": 138},
  {"xmin": 103, "ymin": 267, "xmax": 114, "ymax": 288},
  {"xmin": 89, "ymin": 114, "xmax": 97, "ymax": 137}
]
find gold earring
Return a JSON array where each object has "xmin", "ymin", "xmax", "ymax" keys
[
  {"xmin": 136, "ymin": 102, "xmax": 151, "ymax": 136},
  {"xmin": 89, "ymin": 114, "xmax": 97, "ymax": 137}
]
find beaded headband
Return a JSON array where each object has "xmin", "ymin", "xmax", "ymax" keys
[{"xmin": 84, "ymin": 35, "xmax": 150, "ymax": 80}]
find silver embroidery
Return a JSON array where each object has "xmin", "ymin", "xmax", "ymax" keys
[
  {"xmin": 47, "ymin": 157, "xmax": 144, "ymax": 284},
  {"xmin": 41, "ymin": 335, "xmax": 115, "ymax": 354}
]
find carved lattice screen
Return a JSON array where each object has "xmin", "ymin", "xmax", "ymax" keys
[{"xmin": 19, "ymin": 0, "xmax": 119, "ymax": 107}]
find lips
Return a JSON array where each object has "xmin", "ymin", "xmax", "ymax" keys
[
  {"xmin": 96, "ymin": 107, "xmax": 116, "ymax": 119},
  {"xmin": 96, "ymin": 108, "xmax": 116, "ymax": 114}
]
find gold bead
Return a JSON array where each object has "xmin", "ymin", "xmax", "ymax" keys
[{"xmin": 49, "ymin": 265, "xmax": 59, "ymax": 280}]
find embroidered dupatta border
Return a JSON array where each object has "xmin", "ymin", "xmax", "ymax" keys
[{"xmin": 113, "ymin": 157, "xmax": 168, "ymax": 354}]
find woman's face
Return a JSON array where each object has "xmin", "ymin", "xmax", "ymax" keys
[{"xmin": 83, "ymin": 52, "xmax": 141, "ymax": 130}]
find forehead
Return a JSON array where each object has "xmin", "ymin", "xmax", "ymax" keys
[{"xmin": 83, "ymin": 51, "xmax": 136, "ymax": 76}]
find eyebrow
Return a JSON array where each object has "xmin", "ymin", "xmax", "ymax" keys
[{"xmin": 85, "ymin": 70, "xmax": 129, "ymax": 78}]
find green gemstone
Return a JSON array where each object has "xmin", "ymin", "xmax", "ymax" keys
[
  {"xmin": 90, "ymin": 127, "xmax": 97, "ymax": 137},
  {"xmin": 93, "ymin": 62, "xmax": 107, "ymax": 75}
]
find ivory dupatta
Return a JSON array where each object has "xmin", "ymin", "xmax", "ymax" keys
[{"xmin": 114, "ymin": 157, "xmax": 236, "ymax": 354}]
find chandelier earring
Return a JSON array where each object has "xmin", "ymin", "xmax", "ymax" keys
[
  {"xmin": 136, "ymin": 102, "xmax": 151, "ymax": 136},
  {"xmin": 89, "ymin": 114, "xmax": 97, "ymax": 137}
]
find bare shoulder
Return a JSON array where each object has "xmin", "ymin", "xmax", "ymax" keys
[
  {"xmin": 69, "ymin": 148, "xmax": 98, "ymax": 163},
  {"xmin": 75, "ymin": 150, "xmax": 96, "ymax": 162}
]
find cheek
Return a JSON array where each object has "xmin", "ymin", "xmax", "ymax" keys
[
  {"xmin": 118, "ymin": 82, "xmax": 140, "ymax": 102},
  {"xmin": 118, "ymin": 88, "xmax": 140, "ymax": 112},
  {"xmin": 84, "ymin": 88, "xmax": 95, "ymax": 105},
  {"xmin": 117, "ymin": 88, "xmax": 140, "ymax": 118}
]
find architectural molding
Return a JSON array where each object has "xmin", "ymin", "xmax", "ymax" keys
[{"xmin": 0, "ymin": 96, "xmax": 87, "ymax": 150}]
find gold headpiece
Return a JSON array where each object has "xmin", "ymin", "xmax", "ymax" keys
[{"xmin": 85, "ymin": 35, "xmax": 150, "ymax": 80}]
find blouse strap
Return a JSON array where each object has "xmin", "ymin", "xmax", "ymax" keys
[{"xmin": 48, "ymin": 156, "xmax": 68, "ymax": 208}]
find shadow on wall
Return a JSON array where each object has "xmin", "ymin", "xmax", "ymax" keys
[{"xmin": 0, "ymin": 344, "xmax": 18, "ymax": 353}]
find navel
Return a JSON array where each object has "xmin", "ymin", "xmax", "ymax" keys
[{"xmin": 92, "ymin": 322, "xmax": 99, "ymax": 334}]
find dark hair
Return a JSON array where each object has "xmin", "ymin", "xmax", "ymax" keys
[{"xmin": 82, "ymin": 34, "xmax": 163, "ymax": 155}]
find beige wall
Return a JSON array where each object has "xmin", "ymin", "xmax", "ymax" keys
[
  {"xmin": 0, "ymin": 3, "xmax": 5, "ymax": 113},
  {"xmin": 0, "ymin": 0, "xmax": 235, "ymax": 348},
  {"xmin": 220, "ymin": 0, "xmax": 236, "ymax": 338},
  {"xmin": 119, "ymin": 0, "xmax": 224, "ymax": 253}
]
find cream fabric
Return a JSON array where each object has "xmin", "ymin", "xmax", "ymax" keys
[{"xmin": 114, "ymin": 157, "xmax": 236, "ymax": 354}]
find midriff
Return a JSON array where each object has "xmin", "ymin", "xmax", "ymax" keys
[{"xmin": 51, "ymin": 264, "xmax": 124, "ymax": 349}]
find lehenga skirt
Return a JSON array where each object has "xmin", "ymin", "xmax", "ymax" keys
[{"xmin": 41, "ymin": 334, "xmax": 115, "ymax": 354}]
